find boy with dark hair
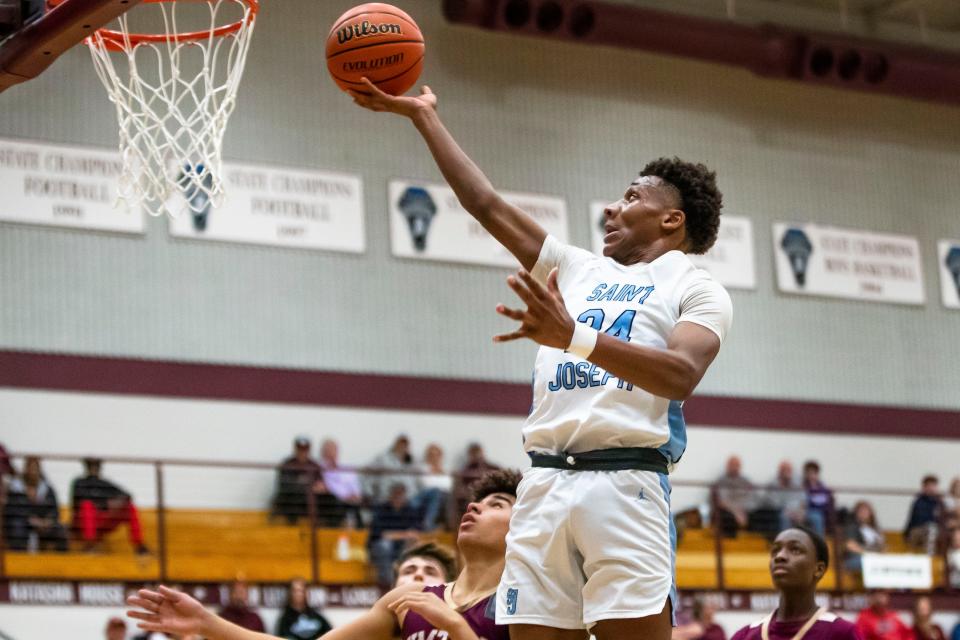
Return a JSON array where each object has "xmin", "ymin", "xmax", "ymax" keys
[
  {"xmin": 394, "ymin": 542, "xmax": 458, "ymax": 587},
  {"xmin": 731, "ymin": 526, "xmax": 859, "ymax": 640},
  {"xmin": 128, "ymin": 469, "xmax": 523, "ymax": 640}
]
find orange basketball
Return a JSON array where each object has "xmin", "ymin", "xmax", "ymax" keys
[{"xmin": 326, "ymin": 3, "xmax": 424, "ymax": 96}]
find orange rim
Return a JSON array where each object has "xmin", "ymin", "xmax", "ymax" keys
[{"xmin": 92, "ymin": 0, "xmax": 258, "ymax": 52}]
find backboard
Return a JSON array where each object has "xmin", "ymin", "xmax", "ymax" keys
[{"xmin": 0, "ymin": 0, "xmax": 142, "ymax": 93}]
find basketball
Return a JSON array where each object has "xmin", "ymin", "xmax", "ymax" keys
[{"xmin": 326, "ymin": 3, "xmax": 424, "ymax": 96}]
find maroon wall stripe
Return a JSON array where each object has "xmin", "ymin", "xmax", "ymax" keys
[{"xmin": 1, "ymin": 350, "xmax": 958, "ymax": 439}]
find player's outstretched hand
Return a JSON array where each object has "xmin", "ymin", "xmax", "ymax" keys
[
  {"xmin": 127, "ymin": 585, "xmax": 212, "ymax": 637},
  {"xmin": 349, "ymin": 77, "xmax": 437, "ymax": 119},
  {"xmin": 495, "ymin": 267, "xmax": 575, "ymax": 350},
  {"xmin": 387, "ymin": 590, "xmax": 473, "ymax": 638}
]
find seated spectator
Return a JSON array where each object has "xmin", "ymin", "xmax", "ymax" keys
[
  {"xmin": 275, "ymin": 578, "xmax": 333, "ymax": 640},
  {"xmin": 454, "ymin": 442, "xmax": 500, "ymax": 515},
  {"xmin": 673, "ymin": 596, "xmax": 726, "ymax": 640},
  {"xmin": 712, "ymin": 456, "xmax": 756, "ymax": 538},
  {"xmin": 802, "ymin": 460, "xmax": 835, "ymax": 535},
  {"xmin": 71, "ymin": 457, "xmax": 148, "ymax": 554},
  {"xmin": 364, "ymin": 434, "xmax": 418, "ymax": 505},
  {"xmin": 0, "ymin": 442, "xmax": 15, "ymax": 510},
  {"xmin": 105, "ymin": 616, "xmax": 127, "ymax": 640},
  {"xmin": 943, "ymin": 476, "xmax": 960, "ymax": 530},
  {"xmin": 366, "ymin": 482, "xmax": 423, "ymax": 589},
  {"xmin": 844, "ymin": 500, "xmax": 885, "ymax": 575},
  {"xmin": 947, "ymin": 528, "xmax": 960, "ymax": 589},
  {"xmin": 856, "ymin": 591, "xmax": 912, "ymax": 640},
  {"xmin": 416, "ymin": 443, "xmax": 452, "ymax": 531},
  {"xmin": 751, "ymin": 460, "xmax": 805, "ymax": 540},
  {"xmin": 393, "ymin": 541, "xmax": 457, "ymax": 587},
  {"xmin": 219, "ymin": 579, "xmax": 265, "ymax": 632},
  {"xmin": 911, "ymin": 596, "xmax": 945, "ymax": 640},
  {"xmin": 314, "ymin": 438, "xmax": 362, "ymax": 528},
  {"xmin": 903, "ymin": 475, "xmax": 944, "ymax": 554},
  {"xmin": 3, "ymin": 456, "xmax": 68, "ymax": 552},
  {"xmin": 273, "ymin": 436, "xmax": 322, "ymax": 523}
]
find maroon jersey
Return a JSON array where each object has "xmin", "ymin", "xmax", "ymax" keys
[
  {"xmin": 732, "ymin": 610, "xmax": 861, "ymax": 640},
  {"xmin": 400, "ymin": 584, "xmax": 508, "ymax": 640}
]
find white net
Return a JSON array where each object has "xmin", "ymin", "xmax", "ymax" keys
[{"xmin": 87, "ymin": 0, "xmax": 257, "ymax": 217}]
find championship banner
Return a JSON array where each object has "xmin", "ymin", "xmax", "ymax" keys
[
  {"xmin": 861, "ymin": 553, "xmax": 933, "ymax": 589},
  {"xmin": 169, "ymin": 163, "xmax": 365, "ymax": 253},
  {"xmin": 773, "ymin": 223, "xmax": 924, "ymax": 305},
  {"xmin": 589, "ymin": 202, "xmax": 756, "ymax": 289},
  {"xmin": 937, "ymin": 240, "xmax": 960, "ymax": 310},
  {"xmin": 389, "ymin": 180, "xmax": 568, "ymax": 267},
  {"xmin": 0, "ymin": 138, "xmax": 142, "ymax": 233}
]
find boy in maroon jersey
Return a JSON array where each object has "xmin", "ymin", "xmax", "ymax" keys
[
  {"xmin": 126, "ymin": 470, "xmax": 520, "ymax": 640},
  {"xmin": 731, "ymin": 526, "xmax": 860, "ymax": 640}
]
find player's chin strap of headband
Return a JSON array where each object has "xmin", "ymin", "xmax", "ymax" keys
[
  {"xmin": 528, "ymin": 447, "xmax": 669, "ymax": 473},
  {"xmin": 761, "ymin": 607, "xmax": 827, "ymax": 640}
]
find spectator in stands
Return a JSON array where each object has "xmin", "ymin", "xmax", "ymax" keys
[
  {"xmin": 71, "ymin": 457, "xmax": 148, "ymax": 554},
  {"xmin": 802, "ymin": 460, "xmax": 835, "ymax": 536},
  {"xmin": 752, "ymin": 460, "xmax": 806, "ymax": 540},
  {"xmin": 416, "ymin": 443, "xmax": 452, "ymax": 531},
  {"xmin": 273, "ymin": 436, "xmax": 322, "ymax": 524},
  {"xmin": 856, "ymin": 591, "xmax": 912, "ymax": 640},
  {"xmin": 0, "ymin": 442, "xmax": 13, "ymax": 480},
  {"xmin": 317, "ymin": 439, "xmax": 362, "ymax": 517},
  {"xmin": 946, "ymin": 527, "xmax": 960, "ymax": 589},
  {"xmin": 393, "ymin": 541, "xmax": 458, "ymax": 587},
  {"xmin": 3, "ymin": 456, "xmax": 68, "ymax": 552},
  {"xmin": 365, "ymin": 434, "xmax": 418, "ymax": 505},
  {"xmin": 844, "ymin": 500, "xmax": 885, "ymax": 575},
  {"xmin": 367, "ymin": 482, "xmax": 423, "ymax": 589},
  {"xmin": 911, "ymin": 596, "xmax": 945, "ymax": 640},
  {"xmin": 673, "ymin": 596, "xmax": 726, "ymax": 640},
  {"xmin": 275, "ymin": 578, "xmax": 333, "ymax": 640},
  {"xmin": 942, "ymin": 476, "xmax": 960, "ymax": 531},
  {"xmin": 219, "ymin": 579, "xmax": 265, "ymax": 632},
  {"xmin": 454, "ymin": 442, "xmax": 500, "ymax": 516},
  {"xmin": 105, "ymin": 616, "xmax": 127, "ymax": 640},
  {"xmin": 904, "ymin": 475, "xmax": 944, "ymax": 554},
  {"xmin": 713, "ymin": 455, "xmax": 756, "ymax": 538}
]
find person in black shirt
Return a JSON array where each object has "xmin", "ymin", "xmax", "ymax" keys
[
  {"xmin": 367, "ymin": 482, "xmax": 423, "ymax": 589},
  {"xmin": 275, "ymin": 578, "xmax": 333, "ymax": 640},
  {"xmin": 3, "ymin": 456, "xmax": 68, "ymax": 551},
  {"xmin": 904, "ymin": 474, "xmax": 945, "ymax": 554},
  {"xmin": 71, "ymin": 458, "xmax": 148, "ymax": 554},
  {"xmin": 273, "ymin": 436, "xmax": 323, "ymax": 524}
]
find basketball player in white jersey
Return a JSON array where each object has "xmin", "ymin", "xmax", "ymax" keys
[{"xmin": 351, "ymin": 79, "xmax": 732, "ymax": 640}]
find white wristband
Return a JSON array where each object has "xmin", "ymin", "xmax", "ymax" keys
[{"xmin": 566, "ymin": 323, "xmax": 599, "ymax": 359}]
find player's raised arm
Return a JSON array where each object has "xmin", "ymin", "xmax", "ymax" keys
[{"xmin": 350, "ymin": 79, "xmax": 547, "ymax": 271}]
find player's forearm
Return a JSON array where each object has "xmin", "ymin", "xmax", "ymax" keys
[
  {"xmin": 410, "ymin": 107, "xmax": 500, "ymax": 214},
  {"xmin": 446, "ymin": 618, "xmax": 482, "ymax": 640},
  {"xmin": 588, "ymin": 334, "xmax": 703, "ymax": 400}
]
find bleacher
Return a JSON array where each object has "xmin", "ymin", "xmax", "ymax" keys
[{"xmin": 2, "ymin": 507, "xmax": 946, "ymax": 589}]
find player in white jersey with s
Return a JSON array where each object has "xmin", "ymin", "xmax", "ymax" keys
[{"xmin": 351, "ymin": 79, "xmax": 732, "ymax": 640}]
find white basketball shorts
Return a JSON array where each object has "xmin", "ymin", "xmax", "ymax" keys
[{"xmin": 495, "ymin": 467, "xmax": 677, "ymax": 629}]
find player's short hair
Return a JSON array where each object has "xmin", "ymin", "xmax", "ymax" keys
[
  {"xmin": 640, "ymin": 157, "xmax": 722, "ymax": 255},
  {"xmin": 789, "ymin": 525, "xmax": 830, "ymax": 570},
  {"xmin": 394, "ymin": 542, "xmax": 458, "ymax": 581},
  {"xmin": 470, "ymin": 469, "xmax": 522, "ymax": 502}
]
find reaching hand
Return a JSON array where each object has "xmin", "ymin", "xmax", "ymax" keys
[
  {"xmin": 348, "ymin": 77, "xmax": 437, "ymax": 118},
  {"xmin": 494, "ymin": 268, "xmax": 575, "ymax": 350},
  {"xmin": 387, "ymin": 590, "xmax": 465, "ymax": 635},
  {"xmin": 127, "ymin": 586, "xmax": 212, "ymax": 637}
]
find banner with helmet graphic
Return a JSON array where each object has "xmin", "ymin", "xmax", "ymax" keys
[
  {"xmin": 773, "ymin": 222, "xmax": 924, "ymax": 305},
  {"xmin": 588, "ymin": 201, "xmax": 756, "ymax": 289},
  {"xmin": 938, "ymin": 239, "xmax": 960, "ymax": 310},
  {"xmin": 168, "ymin": 162, "xmax": 365, "ymax": 253},
  {"xmin": 389, "ymin": 180, "xmax": 568, "ymax": 267}
]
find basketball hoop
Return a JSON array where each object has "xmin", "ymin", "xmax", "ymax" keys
[{"xmin": 85, "ymin": 0, "xmax": 258, "ymax": 217}]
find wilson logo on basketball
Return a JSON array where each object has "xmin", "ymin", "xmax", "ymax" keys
[
  {"xmin": 336, "ymin": 21, "xmax": 402, "ymax": 45},
  {"xmin": 343, "ymin": 52, "xmax": 404, "ymax": 72}
]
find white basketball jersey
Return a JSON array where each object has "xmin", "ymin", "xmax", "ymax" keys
[{"xmin": 524, "ymin": 235, "xmax": 733, "ymax": 462}]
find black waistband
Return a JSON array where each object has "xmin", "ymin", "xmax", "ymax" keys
[{"xmin": 528, "ymin": 447, "xmax": 669, "ymax": 473}]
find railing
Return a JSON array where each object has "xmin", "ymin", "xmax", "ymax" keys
[{"xmin": 1, "ymin": 452, "xmax": 956, "ymax": 594}]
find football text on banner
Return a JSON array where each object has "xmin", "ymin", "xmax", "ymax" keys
[
  {"xmin": 169, "ymin": 163, "xmax": 365, "ymax": 253},
  {"xmin": 0, "ymin": 138, "xmax": 141, "ymax": 233},
  {"xmin": 589, "ymin": 201, "xmax": 756, "ymax": 289},
  {"xmin": 389, "ymin": 180, "xmax": 568, "ymax": 267},
  {"xmin": 773, "ymin": 223, "xmax": 924, "ymax": 305}
]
